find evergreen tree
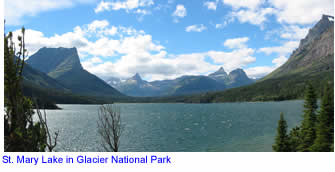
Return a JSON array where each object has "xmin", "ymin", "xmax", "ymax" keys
[
  {"xmin": 298, "ymin": 83, "xmax": 318, "ymax": 152},
  {"xmin": 273, "ymin": 113, "xmax": 290, "ymax": 152},
  {"xmin": 288, "ymin": 126, "xmax": 301, "ymax": 152},
  {"xmin": 4, "ymin": 28, "xmax": 47, "ymax": 151},
  {"xmin": 311, "ymin": 84, "xmax": 334, "ymax": 151}
]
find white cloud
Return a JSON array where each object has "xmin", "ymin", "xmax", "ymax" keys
[
  {"xmin": 222, "ymin": 0, "xmax": 264, "ymax": 10},
  {"xmin": 94, "ymin": 0, "xmax": 154, "ymax": 18},
  {"xmin": 265, "ymin": 25, "xmax": 310, "ymax": 41},
  {"xmin": 245, "ymin": 66, "xmax": 275, "ymax": 79},
  {"xmin": 206, "ymin": 48, "xmax": 256, "ymax": 72},
  {"xmin": 230, "ymin": 8, "xmax": 277, "ymax": 26},
  {"xmin": 245, "ymin": 56, "xmax": 288, "ymax": 78},
  {"xmin": 269, "ymin": 0, "xmax": 334, "ymax": 24},
  {"xmin": 223, "ymin": 37, "xmax": 249, "ymax": 49},
  {"xmin": 94, "ymin": 0, "xmax": 111, "ymax": 13},
  {"xmin": 224, "ymin": 0, "xmax": 333, "ymax": 28},
  {"xmin": 272, "ymin": 56, "xmax": 287, "ymax": 67},
  {"xmin": 5, "ymin": 0, "xmax": 96, "ymax": 25},
  {"xmin": 87, "ymin": 20, "xmax": 109, "ymax": 32},
  {"xmin": 185, "ymin": 24, "xmax": 207, "ymax": 32},
  {"xmin": 11, "ymin": 20, "xmax": 260, "ymax": 81},
  {"xmin": 280, "ymin": 25, "xmax": 309, "ymax": 40},
  {"xmin": 215, "ymin": 24, "xmax": 224, "ymax": 29},
  {"xmin": 172, "ymin": 4, "xmax": 186, "ymax": 22},
  {"xmin": 204, "ymin": 1, "xmax": 218, "ymax": 11},
  {"xmin": 258, "ymin": 41, "xmax": 299, "ymax": 56},
  {"xmin": 172, "ymin": 4, "xmax": 186, "ymax": 17}
]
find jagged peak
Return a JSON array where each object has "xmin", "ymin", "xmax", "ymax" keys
[
  {"xmin": 322, "ymin": 14, "xmax": 334, "ymax": 22},
  {"xmin": 229, "ymin": 68, "xmax": 246, "ymax": 75},
  {"xmin": 295, "ymin": 14, "xmax": 334, "ymax": 55},
  {"xmin": 209, "ymin": 67, "xmax": 228, "ymax": 76},
  {"xmin": 131, "ymin": 73, "xmax": 142, "ymax": 81}
]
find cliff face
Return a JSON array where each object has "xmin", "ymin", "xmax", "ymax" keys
[
  {"xmin": 27, "ymin": 47, "xmax": 123, "ymax": 97},
  {"xmin": 264, "ymin": 15, "xmax": 334, "ymax": 79}
]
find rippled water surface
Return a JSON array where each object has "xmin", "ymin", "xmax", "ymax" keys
[{"xmin": 43, "ymin": 101, "xmax": 304, "ymax": 152}]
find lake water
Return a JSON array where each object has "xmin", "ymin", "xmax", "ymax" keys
[{"xmin": 42, "ymin": 100, "xmax": 304, "ymax": 152}]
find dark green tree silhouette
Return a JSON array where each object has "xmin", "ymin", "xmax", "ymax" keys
[
  {"xmin": 273, "ymin": 113, "xmax": 290, "ymax": 152},
  {"xmin": 297, "ymin": 83, "xmax": 318, "ymax": 152},
  {"xmin": 311, "ymin": 84, "xmax": 334, "ymax": 151},
  {"xmin": 288, "ymin": 126, "xmax": 301, "ymax": 152},
  {"xmin": 4, "ymin": 27, "xmax": 58, "ymax": 151}
]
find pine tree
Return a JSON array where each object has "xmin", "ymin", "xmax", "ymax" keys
[
  {"xmin": 288, "ymin": 126, "xmax": 301, "ymax": 152},
  {"xmin": 311, "ymin": 84, "xmax": 334, "ymax": 152},
  {"xmin": 298, "ymin": 83, "xmax": 318, "ymax": 152},
  {"xmin": 273, "ymin": 113, "xmax": 290, "ymax": 152}
]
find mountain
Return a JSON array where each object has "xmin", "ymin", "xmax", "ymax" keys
[
  {"xmin": 209, "ymin": 68, "xmax": 254, "ymax": 88},
  {"xmin": 208, "ymin": 67, "xmax": 228, "ymax": 81},
  {"xmin": 183, "ymin": 15, "xmax": 334, "ymax": 103},
  {"xmin": 168, "ymin": 76, "xmax": 225, "ymax": 95},
  {"xmin": 22, "ymin": 63, "xmax": 68, "ymax": 91},
  {"xmin": 113, "ymin": 73, "xmax": 160, "ymax": 97},
  {"xmin": 27, "ymin": 47, "xmax": 123, "ymax": 97},
  {"xmin": 107, "ymin": 68, "xmax": 252, "ymax": 97},
  {"xmin": 263, "ymin": 14, "xmax": 334, "ymax": 80}
]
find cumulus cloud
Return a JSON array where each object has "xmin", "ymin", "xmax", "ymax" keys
[
  {"xmin": 206, "ymin": 48, "xmax": 256, "ymax": 72},
  {"xmin": 230, "ymin": 8, "xmax": 277, "ymax": 27},
  {"xmin": 272, "ymin": 56, "xmax": 287, "ymax": 67},
  {"xmin": 172, "ymin": 4, "xmax": 186, "ymax": 22},
  {"xmin": 223, "ymin": 37, "xmax": 249, "ymax": 49},
  {"xmin": 245, "ymin": 66, "xmax": 275, "ymax": 79},
  {"xmin": 269, "ymin": 0, "xmax": 334, "ymax": 24},
  {"xmin": 185, "ymin": 24, "xmax": 207, "ymax": 32},
  {"xmin": 204, "ymin": 0, "xmax": 219, "ymax": 11},
  {"xmin": 172, "ymin": 4, "xmax": 186, "ymax": 17},
  {"xmin": 11, "ymin": 20, "xmax": 258, "ymax": 81},
  {"xmin": 5, "ymin": 0, "xmax": 96, "ymax": 25},
  {"xmin": 223, "ymin": 0, "xmax": 333, "ymax": 28},
  {"xmin": 258, "ymin": 41, "xmax": 299, "ymax": 56},
  {"xmin": 279, "ymin": 25, "xmax": 309, "ymax": 40},
  {"xmin": 94, "ymin": 0, "xmax": 111, "ymax": 13},
  {"xmin": 222, "ymin": 0, "xmax": 264, "ymax": 10},
  {"xmin": 245, "ymin": 56, "xmax": 288, "ymax": 78},
  {"xmin": 265, "ymin": 25, "xmax": 310, "ymax": 41},
  {"xmin": 94, "ymin": 0, "xmax": 154, "ymax": 20}
]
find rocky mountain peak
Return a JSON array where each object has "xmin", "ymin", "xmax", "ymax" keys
[
  {"xmin": 229, "ymin": 68, "xmax": 248, "ymax": 78},
  {"xmin": 298, "ymin": 14, "xmax": 334, "ymax": 51},
  {"xmin": 209, "ymin": 67, "xmax": 228, "ymax": 77},
  {"xmin": 131, "ymin": 73, "xmax": 142, "ymax": 81},
  {"xmin": 27, "ymin": 47, "xmax": 82, "ymax": 74}
]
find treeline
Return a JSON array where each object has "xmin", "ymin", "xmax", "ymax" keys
[
  {"xmin": 273, "ymin": 83, "xmax": 334, "ymax": 152},
  {"xmin": 180, "ymin": 71, "xmax": 334, "ymax": 103}
]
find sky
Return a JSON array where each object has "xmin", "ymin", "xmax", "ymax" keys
[{"xmin": 4, "ymin": 0, "xmax": 334, "ymax": 81}]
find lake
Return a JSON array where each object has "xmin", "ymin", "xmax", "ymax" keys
[{"xmin": 42, "ymin": 100, "xmax": 304, "ymax": 152}]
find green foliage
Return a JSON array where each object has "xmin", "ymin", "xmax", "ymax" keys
[
  {"xmin": 288, "ymin": 126, "xmax": 301, "ymax": 152},
  {"xmin": 298, "ymin": 83, "xmax": 318, "ymax": 151},
  {"xmin": 311, "ymin": 84, "xmax": 334, "ymax": 151},
  {"xmin": 273, "ymin": 113, "xmax": 290, "ymax": 152},
  {"xmin": 4, "ymin": 27, "xmax": 47, "ymax": 152},
  {"xmin": 273, "ymin": 83, "xmax": 334, "ymax": 152}
]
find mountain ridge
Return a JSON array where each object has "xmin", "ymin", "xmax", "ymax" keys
[
  {"xmin": 27, "ymin": 47, "xmax": 123, "ymax": 97},
  {"xmin": 182, "ymin": 15, "xmax": 334, "ymax": 103},
  {"xmin": 106, "ymin": 67, "xmax": 254, "ymax": 97}
]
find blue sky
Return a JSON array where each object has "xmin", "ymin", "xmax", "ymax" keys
[{"xmin": 5, "ymin": 0, "xmax": 334, "ymax": 81}]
